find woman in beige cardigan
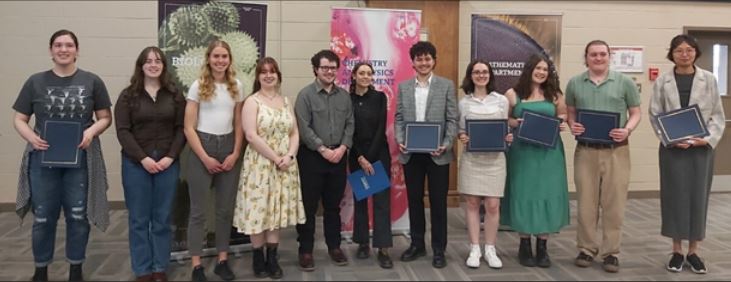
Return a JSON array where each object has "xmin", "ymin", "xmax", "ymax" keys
[{"xmin": 649, "ymin": 34, "xmax": 726, "ymax": 275}]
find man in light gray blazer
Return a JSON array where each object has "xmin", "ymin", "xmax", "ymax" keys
[{"xmin": 394, "ymin": 41, "xmax": 458, "ymax": 269}]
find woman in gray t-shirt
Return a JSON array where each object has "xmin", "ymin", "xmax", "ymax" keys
[{"xmin": 12, "ymin": 29, "xmax": 112, "ymax": 282}]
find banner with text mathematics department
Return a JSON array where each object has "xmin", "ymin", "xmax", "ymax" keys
[
  {"xmin": 472, "ymin": 14, "xmax": 562, "ymax": 94},
  {"xmin": 158, "ymin": 0, "xmax": 266, "ymax": 256},
  {"xmin": 331, "ymin": 7, "xmax": 421, "ymax": 234}
]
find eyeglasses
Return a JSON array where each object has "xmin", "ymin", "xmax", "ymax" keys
[
  {"xmin": 318, "ymin": 66, "xmax": 338, "ymax": 72},
  {"xmin": 673, "ymin": 49, "xmax": 696, "ymax": 55},
  {"xmin": 471, "ymin": 70, "xmax": 490, "ymax": 76}
]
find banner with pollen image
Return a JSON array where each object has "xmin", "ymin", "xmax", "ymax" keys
[{"xmin": 158, "ymin": 0, "xmax": 267, "ymax": 256}]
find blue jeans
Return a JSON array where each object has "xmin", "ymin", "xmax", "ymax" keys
[
  {"xmin": 122, "ymin": 153, "xmax": 179, "ymax": 276},
  {"xmin": 29, "ymin": 150, "xmax": 89, "ymax": 267}
]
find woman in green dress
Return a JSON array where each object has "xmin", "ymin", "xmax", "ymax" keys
[{"xmin": 501, "ymin": 54, "xmax": 570, "ymax": 268}]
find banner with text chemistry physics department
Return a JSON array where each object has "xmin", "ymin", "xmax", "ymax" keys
[{"xmin": 331, "ymin": 7, "xmax": 421, "ymax": 234}]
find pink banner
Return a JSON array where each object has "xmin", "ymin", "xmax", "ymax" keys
[{"xmin": 330, "ymin": 7, "xmax": 421, "ymax": 233}]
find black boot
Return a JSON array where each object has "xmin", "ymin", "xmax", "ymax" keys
[
  {"xmin": 32, "ymin": 266, "xmax": 48, "ymax": 282},
  {"xmin": 252, "ymin": 247, "xmax": 268, "ymax": 278},
  {"xmin": 535, "ymin": 238, "xmax": 552, "ymax": 268},
  {"xmin": 69, "ymin": 263, "xmax": 84, "ymax": 282},
  {"xmin": 266, "ymin": 243, "xmax": 284, "ymax": 279},
  {"xmin": 518, "ymin": 237, "xmax": 536, "ymax": 267}
]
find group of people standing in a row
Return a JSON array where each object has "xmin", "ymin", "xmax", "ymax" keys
[{"xmin": 13, "ymin": 29, "xmax": 724, "ymax": 282}]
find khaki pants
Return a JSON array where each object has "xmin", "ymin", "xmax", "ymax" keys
[{"xmin": 574, "ymin": 144, "xmax": 630, "ymax": 259}]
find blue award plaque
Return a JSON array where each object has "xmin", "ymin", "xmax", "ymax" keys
[
  {"xmin": 652, "ymin": 104, "xmax": 709, "ymax": 146},
  {"xmin": 41, "ymin": 120, "xmax": 83, "ymax": 168},
  {"xmin": 405, "ymin": 122, "xmax": 442, "ymax": 153},
  {"xmin": 576, "ymin": 109, "xmax": 620, "ymax": 144},
  {"xmin": 348, "ymin": 161, "xmax": 390, "ymax": 201},
  {"xmin": 465, "ymin": 119, "xmax": 508, "ymax": 152},
  {"xmin": 516, "ymin": 110, "xmax": 560, "ymax": 148}
]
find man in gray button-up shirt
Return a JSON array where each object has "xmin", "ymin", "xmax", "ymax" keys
[{"xmin": 294, "ymin": 49, "xmax": 354, "ymax": 271}]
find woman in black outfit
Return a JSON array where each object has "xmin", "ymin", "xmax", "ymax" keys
[{"xmin": 349, "ymin": 62, "xmax": 393, "ymax": 269}]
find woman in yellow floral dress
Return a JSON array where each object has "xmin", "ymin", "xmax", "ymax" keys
[{"xmin": 233, "ymin": 57, "xmax": 305, "ymax": 279}]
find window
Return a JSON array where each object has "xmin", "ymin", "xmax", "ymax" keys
[{"xmin": 713, "ymin": 44, "xmax": 728, "ymax": 96}]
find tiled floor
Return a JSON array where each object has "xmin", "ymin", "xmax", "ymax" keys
[{"xmin": 2, "ymin": 193, "xmax": 731, "ymax": 281}]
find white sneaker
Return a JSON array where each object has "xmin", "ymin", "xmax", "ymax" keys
[
  {"xmin": 466, "ymin": 244, "xmax": 482, "ymax": 268},
  {"xmin": 484, "ymin": 245, "xmax": 503, "ymax": 269}
]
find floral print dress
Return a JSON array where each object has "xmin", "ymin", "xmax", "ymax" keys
[{"xmin": 233, "ymin": 96, "xmax": 305, "ymax": 234}]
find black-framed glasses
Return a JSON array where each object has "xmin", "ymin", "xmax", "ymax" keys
[
  {"xmin": 472, "ymin": 70, "xmax": 490, "ymax": 76},
  {"xmin": 318, "ymin": 66, "xmax": 338, "ymax": 72}
]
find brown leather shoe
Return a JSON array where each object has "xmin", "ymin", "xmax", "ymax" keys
[
  {"xmin": 328, "ymin": 248, "xmax": 349, "ymax": 266},
  {"xmin": 151, "ymin": 272, "xmax": 167, "ymax": 282},
  {"xmin": 299, "ymin": 253, "xmax": 316, "ymax": 272},
  {"xmin": 135, "ymin": 274, "xmax": 152, "ymax": 282}
]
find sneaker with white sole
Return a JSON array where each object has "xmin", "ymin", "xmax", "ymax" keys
[
  {"xmin": 666, "ymin": 252, "xmax": 684, "ymax": 272},
  {"xmin": 484, "ymin": 245, "xmax": 503, "ymax": 269},
  {"xmin": 465, "ymin": 244, "xmax": 482, "ymax": 268},
  {"xmin": 686, "ymin": 253, "xmax": 707, "ymax": 274}
]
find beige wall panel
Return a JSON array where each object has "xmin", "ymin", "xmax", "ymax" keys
[
  {"xmin": 281, "ymin": 22, "xmax": 331, "ymax": 42},
  {"xmin": 266, "ymin": 21, "xmax": 281, "ymax": 41},
  {"xmin": 264, "ymin": 40, "xmax": 281, "ymax": 61},
  {"xmin": 281, "ymin": 41, "xmax": 330, "ymax": 60},
  {"xmin": 280, "ymin": 59, "xmax": 317, "ymax": 79}
]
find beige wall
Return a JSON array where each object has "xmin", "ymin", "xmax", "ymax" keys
[
  {"xmin": 460, "ymin": 1, "xmax": 731, "ymax": 192},
  {"xmin": 1, "ymin": 1, "xmax": 730, "ymax": 204},
  {"xmin": 0, "ymin": 0, "xmax": 364, "ymax": 204}
]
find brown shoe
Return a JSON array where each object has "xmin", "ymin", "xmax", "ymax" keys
[
  {"xmin": 602, "ymin": 255, "xmax": 620, "ymax": 273},
  {"xmin": 328, "ymin": 248, "xmax": 349, "ymax": 266},
  {"xmin": 299, "ymin": 253, "xmax": 316, "ymax": 272},
  {"xmin": 151, "ymin": 272, "xmax": 167, "ymax": 282},
  {"xmin": 135, "ymin": 274, "xmax": 152, "ymax": 282}
]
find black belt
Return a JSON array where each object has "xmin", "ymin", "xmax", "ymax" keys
[
  {"xmin": 325, "ymin": 145, "xmax": 339, "ymax": 149},
  {"xmin": 577, "ymin": 140, "xmax": 628, "ymax": 149}
]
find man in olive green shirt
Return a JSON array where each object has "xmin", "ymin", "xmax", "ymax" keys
[{"xmin": 566, "ymin": 40, "xmax": 641, "ymax": 274}]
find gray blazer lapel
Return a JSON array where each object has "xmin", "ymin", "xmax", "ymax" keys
[
  {"xmin": 663, "ymin": 74, "xmax": 681, "ymax": 110},
  {"xmin": 425, "ymin": 78, "xmax": 442, "ymax": 119},
  {"xmin": 688, "ymin": 70, "xmax": 707, "ymax": 107},
  {"xmin": 404, "ymin": 80, "xmax": 417, "ymax": 119}
]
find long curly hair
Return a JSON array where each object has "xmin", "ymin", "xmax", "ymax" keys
[
  {"xmin": 349, "ymin": 61, "xmax": 375, "ymax": 95},
  {"xmin": 513, "ymin": 54, "xmax": 561, "ymax": 102},
  {"xmin": 251, "ymin": 57, "xmax": 282, "ymax": 94},
  {"xmin": 198, "ymin": 39, "xmax": 239, "ymax": 101},
  {"xmin": 122, "ymin": 46, "xmax": 178, "ymax": 107}
]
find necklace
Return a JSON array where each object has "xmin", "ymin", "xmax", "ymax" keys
[{"xmin": 260, "ymin": 92, "xmax": 277, "ymax": 100}]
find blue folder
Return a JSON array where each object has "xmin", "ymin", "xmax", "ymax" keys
[
  {"xmin": 41, "ymin": 120, "xmax": 82, "ymax": 168},
  {"xmin": 465, "ymin": 119, "xmax": 508, "ymax": 152},
  {"xmin": 516, "ymin": 110, "xmax": 560, "ymax": 148},
  {"xmin": 348, "ymin": 161, "xmax": 390, "ymax": 201},
  {"xmin": 652, "ymin": 104, "xmax": 709, "ymax": 146},
  {"xmin": 405, "ymin": 122, "xmax": 442, "ymax": 153},
  {"xmin": 576, "ymin": 109, "xmax": 620, "ymax": 144}
]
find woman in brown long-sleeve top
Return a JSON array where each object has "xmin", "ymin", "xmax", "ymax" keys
[{"xmin": 114, "ymin": 46, "xmax": 186, "ymax": 282}]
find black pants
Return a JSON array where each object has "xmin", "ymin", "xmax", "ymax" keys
[
  {"xmin": 296, "ymin": 147, "xmax": 347, "ymax": 254},
  {"xmin": 350, "ymin": 152, "xmax": 392, "ymax": 248},
  {"xmin": 403, "ymin": 154, "xmax": 449, "ymax": 252}
]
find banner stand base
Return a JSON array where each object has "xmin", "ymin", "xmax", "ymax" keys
[{"xmin": 171, "ymin": 243, "xmax": 252, "ymax": 264}]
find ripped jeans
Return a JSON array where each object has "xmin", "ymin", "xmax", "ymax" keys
[{"xmin": 29, "ymin": 150, "xmax": 89, "ymax": 267}]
